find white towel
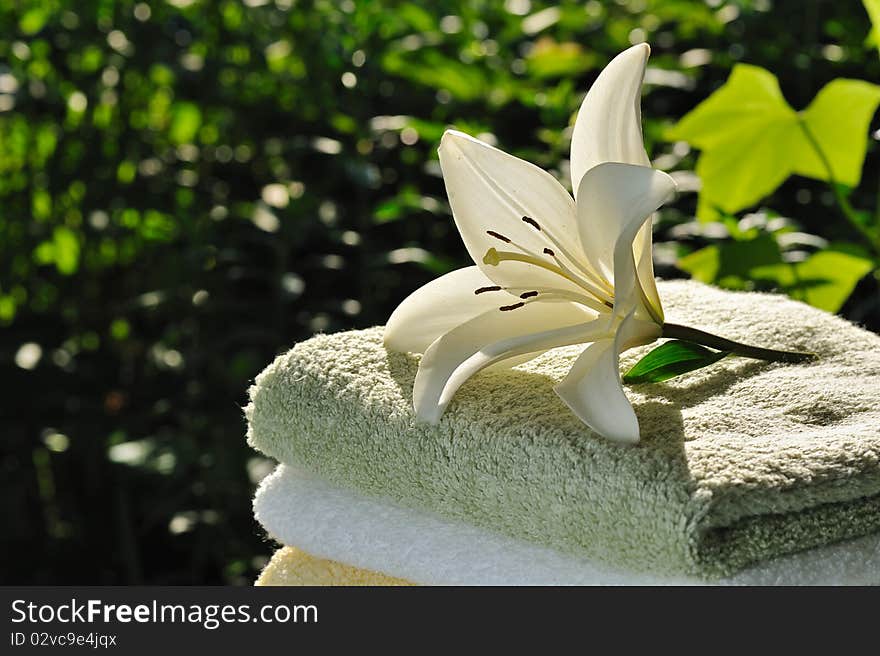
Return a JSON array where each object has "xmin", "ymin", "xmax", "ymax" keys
[{"xmin": 254, "ymin": 465, "xmax": 880, "ymax": 585}]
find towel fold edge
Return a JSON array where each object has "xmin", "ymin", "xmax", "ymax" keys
[{"xmin": 254, "ymin": 464, "xmax": 880, "ymax": 585}]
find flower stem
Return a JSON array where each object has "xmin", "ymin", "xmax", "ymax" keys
[
  {"xmin": 797, "ymin": 118, "xmax": 880, "ymax": 256},
  {"xmin": 661, "ymin": 323, "xmax": 817, "ymax": 364}
]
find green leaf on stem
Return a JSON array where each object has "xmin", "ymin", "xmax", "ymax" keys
[
  {"xmin": 677, "ymin": 232, "xmax": 782, "ymax": 287},
  {"xmin": 863, "ymin": 0, "xmax": 880, "ymax": 56},
  {"xmin": 794, "ymin": 79, "xmax": 880, "ymax": 188},
  {"xmin": 749, "ymin": 246, "xmax": 875, "ymax": 312},
  {"xmin": 666, "ymin": 65, "xmax": 880, "ymax": 218},
  {"xmin": 623, "ymin": 340, "xmax": 729, "ymax": 384},
  {"xmin": 666, "ymin": 65, "xmax": 800, "ymax": 216}
]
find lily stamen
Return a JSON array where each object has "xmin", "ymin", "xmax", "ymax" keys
[
  {"xmin": 486, "ymin": 230, "xmax": 511, "ymax": 243},
  {"xmin": 533, "ymin": 291, "xmax": 611, "ymax": 314},
  {"xmin": 544, "ymin": 249, "xmax": 614, "ymax": 304},
  {"xmin": 495, "ymin": 289, "xmax": 610, "ymax": 314},
  {"xmin": 489, "ymin": 218, "xmax": 587, "ymax": 285},
  {"xmin": 489, "ymin": 226, "xmax": 601, "ymax": 296},
  {"xmin": 482, "ymin": 233, "xmax": 615, "ymax": 306},
  {"xmin": 475, "ymin": 284, "xmax": 602, "ymax": 312},
  {"xmin": 521, "ymin": 216, "xmax": 541, "ymax": 231},
  {"xmin": 483, "ymin": 246, "xmax": 614, "ymax": 308},
  {"xmin": 516, "ymin": 286, "xmax": 609, "ymax": 309},
  {"xmin": 521, "ymin": 215, "xmax": 610, "ymax": 287}
]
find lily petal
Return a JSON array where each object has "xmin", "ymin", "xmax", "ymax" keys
[
  {"xmin": 570, "ymin": 43, "xmax": 651, "ymax": 197},
  {"xmin": 554, "ymin": 312, "xmax": 659, "ymax": 444},
  {"xmin": 384, "ymin": 266, "xmax": 516, "ymax": 354},
  {"xmin": 569, "ymin": 45, "xmax": 661, "ymax": 317},
  {"xmin": 413, "ymin": 301, "xmax": 605, "ymax": 423},
  {"xmin": 575, "ymin": 162, "xmax": 676, "ymax": 319},
  {"xmin": 633, "ymin": 221, "xmax": 664, "ymax": 322},
  {"xmin": 438, "ymin": 130, "xmax": 592, "ymax": 293}
]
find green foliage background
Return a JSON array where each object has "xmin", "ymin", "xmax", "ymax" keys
[{"xmin": 2, "ymin": 0, "xmax": 879, "ymax": 583}]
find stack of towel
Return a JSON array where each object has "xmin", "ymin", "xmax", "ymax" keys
[{"xmin": 248, "ymin": 280, "xmax": 880, "ymax": 585}]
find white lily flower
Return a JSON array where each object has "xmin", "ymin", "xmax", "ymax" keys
[{"xmin": 384, "ymin": 44, "xmax": 677, "ymax": 444}]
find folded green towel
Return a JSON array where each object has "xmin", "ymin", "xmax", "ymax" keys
[{"xmin": 246, "ymin": 280, "xmax": 880, "ymax": 578}]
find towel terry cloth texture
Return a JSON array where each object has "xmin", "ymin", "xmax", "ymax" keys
[
  {"xmin": 254, "ymin": 465, "xmax": 880, "ymax": 585},
  {"xmin": 246, "ymin": 280, "xmax": 880, "ymax": 580},
  {"xmin": 255, "ymin": 546, "xmax": 411, "ymax": 586}
]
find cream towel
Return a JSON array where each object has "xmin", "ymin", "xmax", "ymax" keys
[{"xmin": 255, "ymin": 546, "xmax": 411, "ymax": 586}]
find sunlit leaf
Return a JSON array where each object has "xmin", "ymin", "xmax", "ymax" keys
[
  {"xmin": 33, "ymin": 241, "xmax": 54, "ymax": 265},
  {"xmin": 381, "ymin": 49, "xmax": 490, "ymax": 102},
  {"xmin": 32, "ymin": 189, "xmax": 52, "ymax": 220},
  {"xmin": 667, "ymin": 65, "xmax": 800, "ymax": 215},
  {"xmin": 668, "ymin": 65, "xmax": 880, "ymax": 216},
  {"xmin": 372, "ymin": 187, "xmax": 429, "ymax": 223},
  {"xmin": 397, "ymin": 4, "xmax": 436, "ymax": 31},
  {"xmin": 624, "ymin": 340, "xmax": 730, "ymax": 384},
  {"xmin": 168, "ymin": 102, "xmax": 202, "ymax": 145},
  {"xmin": 78, "ymin": 45, "xmax": 104, "ymax": 73},
  {"xmin": 864, "ymin": 0, "xmax": 880, "ymax": 55},
  {"xmin": 750, "ymin": 246, "xmax": 875, "ymax": 312},
  {"xmin": 792, "ymin": 79, "xmax": 880, "ymax": 187},
  {"xmin": 34, "ymin": 226, "xmax": 80, "ymax": 275},
  {"xmin": 117, "ymin": 161, "xmax": 136, "ymax": 184},
  {"xmin": 52, "ymin": 227, "xmax": 80, "ymax": 275},
  {"xmin": 140, "ymin": 210, "xmax": 178, "ymax": 241},
  {"xmin": 0, "ymin": 295, "xmax": 16, "ymax": 322},
  {"xmin": 404, "ymin": 118, "xmax": 446, "ymax": 142},
  {"xmin": 110, "ymin": 318, "xmax": 131, "ymax": 340},
  {"xmin": 677, "ymin": 232, "xmax": 782, "ymax": 287},
  {"xmin": 373, "ymin": 200, "xmax": 407, "ymax": 223},
  {"xmin": 19, "ymin": 8, "xmax": 48, "ymax": 36},
  {"xmin": 525, "ymin": 38, "xmax": 596, "ymax": 79}
]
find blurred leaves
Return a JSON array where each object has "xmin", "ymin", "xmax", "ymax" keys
[
  {"xmin": 678, "ymin": 213, "xmax": 874, "ymax": 312},
  {"xmin": 19, "ymin": 7, "xmax": 50, "ymax": 36},
  {"xmin": 33, "ymin": 226, "xmax": 80, "ymax": 275},
  {"xmin": 168, "ymin": 102, "xmax": 202, "ymax": 145},
  {"xmin": 525, "ymin": 38, "xmax": 597, "ymax": 79},
  {"xmin": 1, "ymin": 0, "xmax": 880, "ymax": 586},
  {"xmin": 864, "ymin": 0, "xmax": 880, "ymax": 55},
  {"xmin": 679, "ymin": 231, "xmax": 783, "ymax": 287},
  {"xmin": 382, "ymin": 48, "xmax": 494, "ymax": 103},
  {"xmin": 750, "ymin": 247, "xmax": 875, "ymax": 312}
]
